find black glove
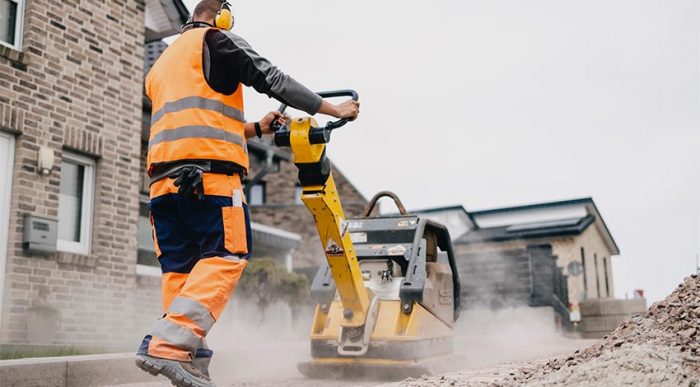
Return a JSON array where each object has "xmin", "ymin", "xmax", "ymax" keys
[{"xmin": 172, "ymin": 167, "xmax": 205, "ymax": 200}]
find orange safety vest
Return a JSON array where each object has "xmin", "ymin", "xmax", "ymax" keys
[{"xmin": 145, "ymin": 27, "xmax": 248, "ymax": 173}]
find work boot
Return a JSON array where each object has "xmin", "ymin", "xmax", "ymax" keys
[
  {"xmin": 135, "ymin": 354, "xmax": 216, "ymax": 387},
  {"xmin": 192, "ymin": 348, "xmax": 213, "ymax": 377}
]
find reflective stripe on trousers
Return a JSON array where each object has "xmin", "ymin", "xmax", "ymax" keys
[
  {"xmin": 151, "ymin": 318, "xmax": 203, "ymax": 351},
  {"xmin": 167, "ymin": 296, "xmax": 216, "ymax": 333}
]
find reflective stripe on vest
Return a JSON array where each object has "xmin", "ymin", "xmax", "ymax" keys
[
  {"xmin": 148, "ymin": 125, "xmax": 246, "ymax": 153},
  {"xmin": 146, "ymin": 27, "xmax": 248, "ymax": 172},
  {"xmin": 150, "ymin": 96, "xmax": 245, "ymax": 126}
]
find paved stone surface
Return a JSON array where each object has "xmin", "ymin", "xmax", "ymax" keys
[
  {"xmin": 0, "ymin": 353, "xmax": 153, "ymax": 387},
  {"xmin": 0, "ymin": 356, "xmax": 67, "ymax": 387}
]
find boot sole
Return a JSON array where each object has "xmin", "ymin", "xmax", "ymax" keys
[{"xmin": 135, "ymin": 355, "xmax": 215, "ymax": 387}]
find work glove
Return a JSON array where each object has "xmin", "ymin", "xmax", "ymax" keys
[{"xmin": 172, "ymin": 167, "xmax": 205, "ymax": 200}]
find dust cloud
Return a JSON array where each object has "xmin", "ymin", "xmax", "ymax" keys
[
  {"xmin": 203, "ymin": 297, "xmax": 591, "ymax": 385},
  {"xmin": 451, "ymin": 307, "xmax": 593, "ymax": 370},
  {"xmin": 204, "ymin": 299, "xmax": 318, "ymax": 385}
]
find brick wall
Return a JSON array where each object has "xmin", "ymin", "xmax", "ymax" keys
[
  {"xmin": 249, "ymin": 157, "xmax": 367, "ymax": 269},
  {"xmin": 548, "ymin": 224, "xmax": 615, "ymax": 301},
  {"xmin": 0, "ymin": 0, "xmax": 147, "ymax": 349}
]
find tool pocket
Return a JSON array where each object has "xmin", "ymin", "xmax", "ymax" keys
[
  {"xmin": 222, "ymin": 201, "xmax": 248, "ymax": 255},
  {"xmin": 149, "ymin": 214, "xmax": 162, "ymax": 257}
]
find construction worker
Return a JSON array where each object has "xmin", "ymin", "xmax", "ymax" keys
[{"xmin": 134, "ymin": 1, "xmax": 360, "ymax": 386}]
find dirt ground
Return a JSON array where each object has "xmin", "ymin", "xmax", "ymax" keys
[
  {"xmin": 112, "ymin": 326, "xmax": 594, "ymax": 387},
  {"xmin": 113, "ymin": 275, "xmax": 700, "ymax": 387}
]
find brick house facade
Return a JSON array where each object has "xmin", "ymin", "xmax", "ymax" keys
[
  {"xmin": 0, "ymin": 0, "xmax": 157, "ymax": 349},
  {"xmin": 0, "ymin": 0, "xmax": 367, "ymax": 350}
]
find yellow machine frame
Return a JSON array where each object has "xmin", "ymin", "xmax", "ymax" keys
[{"xmin": 273, "ymin": 91, "xmax": 459, "ymax": 378}]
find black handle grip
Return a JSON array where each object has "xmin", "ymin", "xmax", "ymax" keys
[
  {"xmin": 273, "ymin": 89, "xmax": 359, "ymax": 146},
  {"xmin": 317, "ymin": 89, "xmax": 359, "ymax": 101}
]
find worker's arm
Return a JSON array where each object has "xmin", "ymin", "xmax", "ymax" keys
[
  {"xmin": 207, "ymin": 30, "xmax": 359, "ymax": 133},
  {"xmin": 317, "ymin": 100, "xmax": 360, "ymax": 121}
]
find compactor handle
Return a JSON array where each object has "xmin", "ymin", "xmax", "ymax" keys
[
  {"xmin": 362, "ymin": 191, "xmax": 408, "ymax": 217},
  {"xmin": 314, "ymin": 89, "xmax": 359, "ymax": 132},
  {"xmin": 273, "ymin": 90, "xmax": 359, "ymax": 146}
]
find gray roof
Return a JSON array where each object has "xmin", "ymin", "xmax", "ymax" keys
[
  {"xmin": 411, "ymin": 204, "xmax": 478, "ymax": 228},
  {"xmin": 469, "ymin": 197, "xmax": 619, "ymax": 254},
  {"xmin": 457, "ymin": 215, "xmax": 595, "ymax": 244}
]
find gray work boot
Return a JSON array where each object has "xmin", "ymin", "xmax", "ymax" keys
[
  {"xmin": 136, "ymin": 354, "xmax": 216, "ymax": 387},
  {"xmin": 192, "ymin": 348, "xmax": 213, "ymax": 377}
]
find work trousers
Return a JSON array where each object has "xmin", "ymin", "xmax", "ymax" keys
[{"xmin": 138, "ymin": 173, "xmax": 251, "ymax": 362}]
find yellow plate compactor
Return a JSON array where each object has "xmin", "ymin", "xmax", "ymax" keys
[{"xmin": 272, "ymin": 90, "xmax": 461, "ymax": 378}]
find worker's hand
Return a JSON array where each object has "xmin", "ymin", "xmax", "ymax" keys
[
  {"xmin": 259, "ymin": 111, "xmax": 286, "ymax": 134},
  {"xmin": 333, "ymin": 100, "xmax": 360, "ymax": 121}
]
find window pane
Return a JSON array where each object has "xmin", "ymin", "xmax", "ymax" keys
[
  {"xmin": 249, "ymin": 183, "xmax": 265, "ymax": 205},
  {"xmin": 294, "ymin": 184, "xmax": 303, "ymax": 204},
  {"xmin": 137, "ymin": 201, "xmax": 158, "ymax": 267},
  {"xmin": 58, "ymin": 161, "xmax": 84, "ymax": 242},
  {"xmin": 0, "ymin": 0, "xmax": 17, "ymax": 45}
]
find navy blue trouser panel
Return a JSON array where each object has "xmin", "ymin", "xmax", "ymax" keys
[{"xmin": 149, "ymin": 193, "xmax": 252, "ymax": 274}]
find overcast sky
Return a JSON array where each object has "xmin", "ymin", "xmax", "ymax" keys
[{"xmin": 182, "ymin": 0, "xmax": 699, "ymax": 303}]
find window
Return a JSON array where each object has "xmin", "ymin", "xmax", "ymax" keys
[
  {"xmin": 136, "ymin": 198, "xmax": 160, "ymax": 276},
  {"xmin": 57, "ymin": 152, "xmax": 95, "ymax": 255},
  {"xmin": 580, "ymin": 247, "xmax": 588, "ymax": 300},
  {"xmin": 603, "ymin": 257, "xmax": 610, "ymax": 297},
  {"xmin": 0, "ymin": 133, "xmax": 14, "ymax": 325},
  {"xmin": 294, "ymin": 184, "xmax": 303, "ymax": 205},
  {"xmin": 594, "ymin": 253, "xmax": 601, "ymax": 298},
  {"xmin": 0, "ymin": 0, "xmax": 24, "ymax": 50},
  {"xmin": 249, "ymin": 182, "xmax": 266, "ymax": 205}
]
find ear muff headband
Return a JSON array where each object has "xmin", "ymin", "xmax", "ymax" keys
[
  {"xmin": 215, "ymin": 2, "xmax": 234, "ymax": 30},
  {"xmin": 180, "ymin": 19, "xmax": 214, "ymax": 33}
]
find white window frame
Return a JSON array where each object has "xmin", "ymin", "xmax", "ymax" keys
[
  {"xmin": 57, "ymin": 151, "xmax": 95, "ymax": 255},
  {"xmin": 0, "ymin": 132, "xmax": 15, "ymax": 331},
  {"xmin": 294, "ymin": 184, "xmax": 303, "ymax": 205},
  {"xmin": 0, "ymin": 0, "xmax": 25, "ymax": 51},
  {"xmin": 249, "ymin": 182, "xmax": 266, "ymax": 206},
  {"xmin": 136, "ymin": 263, "xmax": 161, "ymax": 277},
  {"xmin": 136, "ymin": 195, "xmax": 160, "ymax": 277}
]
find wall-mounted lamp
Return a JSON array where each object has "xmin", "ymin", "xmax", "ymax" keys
[{"xmin": 37, "ymin": 146, "xmax": 54, "ymax": 176}]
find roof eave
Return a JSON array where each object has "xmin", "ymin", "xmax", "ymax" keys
[
  {"xmin": 411, "ymin": 205, "xmax": 478, "ymax": 229},
  {"xmin": 586, "ymin": 201, "xmax": 620, "ymax": 255},
  {"xmin": 144, "ymin": 0, "xmax": 190, "ymax": 43},
  {"xmin": 456, "ymin": 215, "xmax": 596, "ymax": 245}
]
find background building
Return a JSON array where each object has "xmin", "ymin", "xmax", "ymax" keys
[
  {"xmin": 415, "ymin": 198, "xmax": 620, "ymax": 327},
  {"xmin": 0, "ymin": 0, "xmax": 188, "ymax": 348},
  {"xmin": 0, "ymin": 0, "xmax": 367, "ymax": 351}
]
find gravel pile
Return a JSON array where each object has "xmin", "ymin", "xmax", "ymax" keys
[
  {"xmin": 391, "ymin": 274, "xmax": 700, "ymax": 386},
  {"xmin": 511, "ymin": 274, "xmax": 700, "ymax": 385}
]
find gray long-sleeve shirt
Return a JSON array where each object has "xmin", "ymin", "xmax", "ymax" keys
[{"xmin": 200, "ymin": 27, "xmax": 322, "ymax": 115}]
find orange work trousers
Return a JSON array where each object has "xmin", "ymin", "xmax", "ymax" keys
[{"xmin": 138, "ymin": 173, "xmax": 250, "ymax": 362}]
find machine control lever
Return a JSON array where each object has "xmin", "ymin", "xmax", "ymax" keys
[{"xmin": 273, "ymin": 90, "xmax": 359, "ymax": 147}]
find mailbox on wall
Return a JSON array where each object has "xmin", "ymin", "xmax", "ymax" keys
[{"xmin": 23, "ymin": 215, "xmax": 57, "ymax": 255}]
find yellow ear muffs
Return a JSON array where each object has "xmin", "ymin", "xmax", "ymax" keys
[{"xmin": 215, "ymin": 2, "xmax": 234, "ymax": 30}]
